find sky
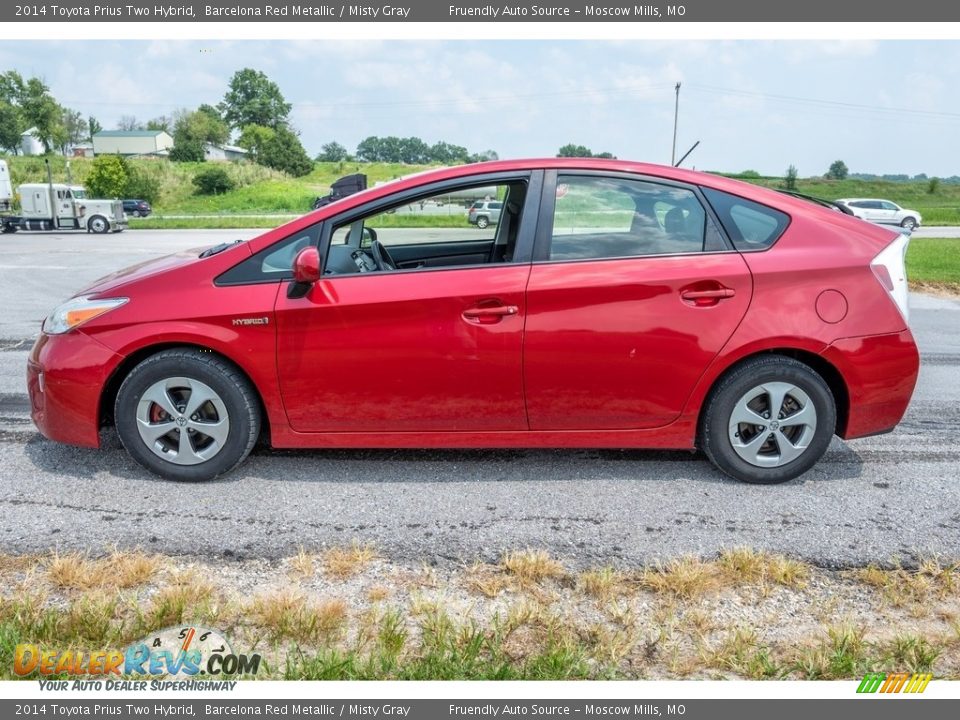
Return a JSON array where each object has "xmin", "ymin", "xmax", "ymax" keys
[{"xmin": 2, "ymin": 39, "xmax": 960, "ymax": 177}]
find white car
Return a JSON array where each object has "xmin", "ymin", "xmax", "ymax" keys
[{"xmin": 836, "ymin": 198, "xmax": 922, "ymax": 231}]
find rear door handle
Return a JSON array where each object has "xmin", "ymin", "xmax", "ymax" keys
[
  {"xmin": 462, "ymin": 305, "xmax": 519, "ymax": 324},
  {"xmin": 680, "ymin": 287, "xmax": 736, "ymax": 307}
]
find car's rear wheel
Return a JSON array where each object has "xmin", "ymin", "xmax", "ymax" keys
[
  {"xmin": 476, "ymin": 216, "xmax": 489, "ymax": 229},
  {"xmin": 900, "ymin": 217, "xmax": 917, "ymax": 231},
  {"xmin": 115, "ymin": 349, "xmax": 261, "ymax": 481},
  {"xmin": 699, "ymin": 356, "xmax": 836, "ymax": 484}
]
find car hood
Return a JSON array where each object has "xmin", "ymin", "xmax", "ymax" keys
[{"xmin": 81, "ymin": 244, "xmax": 248, "ymax": 297}]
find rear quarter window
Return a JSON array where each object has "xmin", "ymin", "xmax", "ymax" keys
[{"xmin": 701, "ymin": 187, "xmax": 790, "ymax": 251}]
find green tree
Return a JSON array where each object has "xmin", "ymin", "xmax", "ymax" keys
[
  {"xmin": 0, "ymin": 101, "xmax": 22, "ymax": 153},
  {"xmin": 220, "ymin": 68, "xmax": 291, "ymax": 130},
  {"xmin": 468, "ymin": 149, "xmax": 498, "ymax": 163},
  {"xmin": 146, "ymin": 116, "xmax": 173, "ymax": 133},
  {"xmin": 355, "ymin": 136, "xmax": 384, "ymax": 162},
  {"xmin": 316, "ymin": 141, "xmax": 348, "ymax": 162},
  {"xmin": 429, "ymin": 141, "xmax": 468, "ymax": 164},
  {"xmin": 18, "ymin": 77, "xmax": 66, "ymax": 152},
  {"xmin": 88, "ymin": 116, "xmax": 102, "ymax": 139},
  {"xmin": 192, "ymin": 167, "xmax": 236, "ymax": 195},
  {"xmin": 557, "ymin": 144, "xmax": 593, "ymax": 158},
  {"xmin": 62, "ymin": 109, "xmax": 88, "ymax": 150},
  {"xmin": 826, "ymin": 160, "xmax": 849, "ymax": 180},
  {"xmin": 257, "ymin": 126, "xmax": 313, "ymax": 177},
  {"xmin": 236, "ymin": 124, "xmax": 276, "ymax": 162},
  {"xmin": 594, "ymin": 151, "xmax": 617, "ymax": 159},
  {"xmin": 169, "ymin": 108, "xmax": 231, "ymax": 162},
  {"xmin": 85, "ymin": 155, "xmax": 129, "ymax": 198},
  {"xmin": 784, "ymin": 165, "xmax": 799, "ymax": 191},
  {"xmin": 927, "ymin": 177, "xmax": 940, "ymax": 194}
]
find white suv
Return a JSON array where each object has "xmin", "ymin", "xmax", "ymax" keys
[{"xmin": 836, "ymin": 198, "xmax": 922, "ymax": 231}]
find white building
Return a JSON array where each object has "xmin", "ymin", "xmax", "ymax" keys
[
  {"xmin": 92, "ymin": 130, "xmax": 174, "ymax": 157},
  {"xmin": 20, "ymin": 128, "xmax": 44, "ymax": 156},
  {"xmin": 204, "ymin": 143, "xmax": 249, "ymax": 162}
]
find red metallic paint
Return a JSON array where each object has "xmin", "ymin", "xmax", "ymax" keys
[
  {"xmin": 275, "ymin": 265, "xmax": 530, "ymax": 432},
  {"xmin": 26, "ymin": 159, "xmax": 920, "ymax": 459},
  {"xmin": 524, "ymin": 252, "xmax": 752, "ymax": 430},
  {"xmin": 28, "ymin": 331, "xmax": 123, "ymax": 448},
  {"xmin": 293, "ymin": 247, "xmax": 321, "ymax": 283},
  {"xmin": 822, "ymin": 329, "xmax": 920, "ymax": 439}
]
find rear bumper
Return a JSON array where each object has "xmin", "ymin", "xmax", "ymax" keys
[
  {"xmin": 27, "ymin": 331, "xmax": 124, "ymax": 448},
  {"xmin": 822, "ymin": 328, "xmax": 920, "ymax": 439}
]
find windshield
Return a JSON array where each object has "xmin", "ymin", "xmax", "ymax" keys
[{"xmin": 71, "ymin": 188, "xmax": 87, "ymax": 199}]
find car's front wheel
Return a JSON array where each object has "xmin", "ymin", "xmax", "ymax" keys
[
  {"xmin": 699, "ymin": 356, "xmax": 836, "ymax": 484},
  {"xmin": 900, "ymin": 217, "xmax": 918, "ymax": 231},
  {"xmin": 115, "ymin": 349, "xmax": 261, "ymax": 481},
  {"xmin": 88, "ymin": 215, "xmax": 109, "ymax": 234}
]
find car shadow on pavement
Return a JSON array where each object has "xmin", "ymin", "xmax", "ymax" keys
[{"xmin": 21, "ymin": 433, "xmax": 865, "ymax": 486}]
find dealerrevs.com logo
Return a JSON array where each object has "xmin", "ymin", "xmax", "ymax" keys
[
  {"xmin": 857, "ymin": 672, "xmax": 933, "ymax": 694},
  {"xmin": 15, "ymin": 626, "xmax": 261, "ymax": 687}
]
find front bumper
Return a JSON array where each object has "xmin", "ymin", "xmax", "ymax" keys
[
  {"xmin": 822, "ymin": 328, "xmax": 920, "ymax": 439},
  {"xmin": 27, "ymin": 331, "xmax": 125, "ymax": 448}
]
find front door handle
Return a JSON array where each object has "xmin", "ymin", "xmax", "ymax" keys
[{"xmin": 462, "ymin": 305, "xmax": 519, "ymax": 324}]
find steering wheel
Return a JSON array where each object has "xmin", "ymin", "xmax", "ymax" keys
[{"xmin": 370, "ymin": 240, "xmax": 397, "ymax": 271}]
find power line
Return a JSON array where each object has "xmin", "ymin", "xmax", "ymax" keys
[{"xmin": 687, "ymin": 83, "xmax": 960, "ymax": 120}]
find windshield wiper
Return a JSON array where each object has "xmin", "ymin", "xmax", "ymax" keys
[{"xmin": 199, "ymin": 239, "xmax": 244, "ymax": 258}]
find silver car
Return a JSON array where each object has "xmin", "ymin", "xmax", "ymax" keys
[{"xmin": 467, "ymin": 200, "xmax": 502, "ymax": 229}]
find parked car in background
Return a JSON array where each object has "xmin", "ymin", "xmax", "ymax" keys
[
  {"xmin": 467, "ymin": 200, "xmax": 502, "ymax": 228},
  {"xmin": 123, "ymin": 199, "xmax": 152, "ymax": 217},
  {"xmin": 835, "ymin": 198, "xmax": 921, "ymax": 230},
  {"xmin": 28, "ymin": 159, "xmax": 919, "ymax": 485}
]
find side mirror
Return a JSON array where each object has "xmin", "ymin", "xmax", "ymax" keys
[
  {"xmin": 292, "ymin": 246, "xmax": 321, "ymax": 283},
  {"xmin": 288, "ymin": 247, "xmax": 321, "ymax": 299}
]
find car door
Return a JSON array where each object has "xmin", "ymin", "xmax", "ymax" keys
[
  {"xmin": 274, "ymin": 172, "xmax": 541, "ymax": 433},
  {"xmin": 878, "ymin": 201, "xmax": 899, "ymax": 225},
  {"xmin": 523, "ymin": 171, "xmax": 753, "ymax": 430}
]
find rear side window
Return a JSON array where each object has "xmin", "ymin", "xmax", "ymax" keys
[
  {"xmin": 701, "ymin": 187, "xmax": 790, "ymax": 251},
  {"xmin": 548, "ymin": 175, "xmax": 725, "ymax": 261}
]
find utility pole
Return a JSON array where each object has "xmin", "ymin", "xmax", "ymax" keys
[{"xmin": 671, "ymin": 82, "xmax": 681, "ymax": 166}]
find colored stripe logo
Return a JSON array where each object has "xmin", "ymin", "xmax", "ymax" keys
[{"xmin": 857, "ymin": 672, "xmax": 932, "ymax": 694}]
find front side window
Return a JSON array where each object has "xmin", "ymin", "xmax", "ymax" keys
[
  {"xmin": 325, "ymin": 180, "xmax": 527, "ymax": 275},
  {"xmin": 548, "ymin": 175, "xmax": 721, "ymax": 261}
]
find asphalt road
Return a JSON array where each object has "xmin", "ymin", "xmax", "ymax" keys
[{"xmin": 0, "ymin": 230, "xmax": 958, "ymax": 568}]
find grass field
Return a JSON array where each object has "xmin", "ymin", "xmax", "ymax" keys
[
  {"xmin": 2, "ymin": 547, "xmax": 958, "ymax": 681},
  {"xmin": 907, "ymin": 238, "xmax": 960, "ymax": 291}
]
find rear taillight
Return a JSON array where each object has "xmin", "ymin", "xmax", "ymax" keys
[{"xmin": 871, "ymin": 233, "xmax": 911, "ymax": 322}]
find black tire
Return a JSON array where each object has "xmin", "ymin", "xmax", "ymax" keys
[
  {"xmin": 476, "ymin": 216, "xmax": 489, "ymax": 229},
  {"xmin": 114, "ymin": 349, "xmax": 261, "ymax": 481},
  {"xmin": 699, "ymin": 355, "xmax": 836, "ymax": 484},
  {"xmin": 900, "ymin": 217, "xmax": 917, "ymax": 231},
  {"xmin": 88, "ymin": 215, "xmax": 109, "ymax": 234}
]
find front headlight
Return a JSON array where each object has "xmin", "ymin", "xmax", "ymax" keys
[{"xmin": 43, "ymin": 296, "xmax": 128, "ymax": 335}]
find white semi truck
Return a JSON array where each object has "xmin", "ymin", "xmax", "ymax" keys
[{"xmin": 0, "ymin": 159, "xmax": 126, "ymax": 234}]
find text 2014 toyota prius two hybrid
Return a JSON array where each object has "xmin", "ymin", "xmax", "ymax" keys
[{"xmin": 28, "ymin": 159, "xmax": 920, "ymax": 484}]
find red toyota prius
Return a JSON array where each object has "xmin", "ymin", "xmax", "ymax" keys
[{"xmin": 27, "ymin": 159, "xmax": 919, "ymax": 484}]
